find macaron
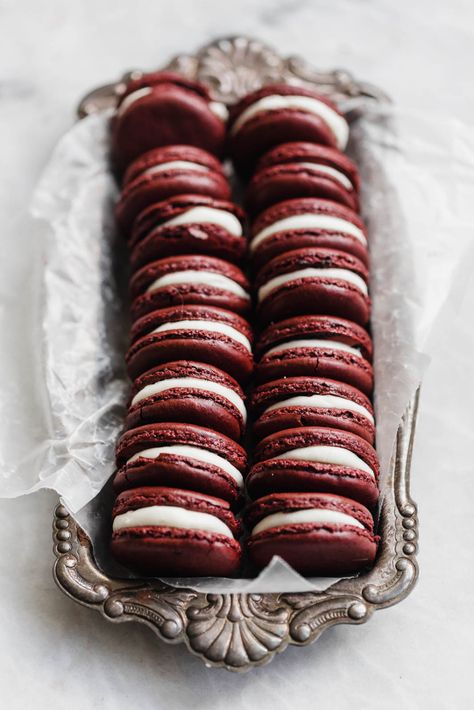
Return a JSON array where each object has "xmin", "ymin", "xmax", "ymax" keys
[
  {"xmin": 129, "ymin": 195, "xmax": 246, "ymax": 271},
  {"xmin": 246, "ymin": 143, "xmax": 360, "ymax": 215},
  {"xmin": 228, "ymin": 85, "xmax": 349, "ymax": 176},
  {"xmin": 125, "ymin": 361, "xmax": 247, "ymax": 442},
  {"xmin": 245, "ymin": 492, "xmax": 377, "ymax": 575},
  {"xmin": 126, "ymin": 305, "xmax": 253, "ymax": 383},
  {"xmin": 129, "ymin": 254, "xmax": 251, "ymax": 321},
  {"xmin": 255, "ymin": 247, "xmax": 370, "ymax": 325},
  {"xmin": 255, "ymin": 315, "xmax": 373, "ymax": 395},
  {"xmin": 111, "ymin": 72, "xmax": 228, "ymax": 174},
  {"xmin": 246, "ymin": 427, "xmax": 379, "ymax": 509},
  {"xmin": 252, "ymin": 376, "xmax": 375, "ymax": 443},
  {"xmin": 114, "ymin": 423, "xmax": 247, "ymax": 504},
  {"xmin": 111, "ymin": 487, "xmax": 242, "ymax": 576},
  {"xmin": 249, "ymin": 198, "xmax": 368, "ymax": 270},
  {"xmin": 116, "ymin": 146, "xmax": 231, "ymax": 235}
]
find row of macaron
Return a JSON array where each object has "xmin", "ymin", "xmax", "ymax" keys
[
  {"xmin": 225, "ymin": 79, "xmax": 378, "ymax": 574},
  {"xmin": 110, "ymin": 73, "xmax": 252, "ymax": 576},
  {"xmin": 109, "ymin": 72, "xmax": 378, "ymax": 576}
]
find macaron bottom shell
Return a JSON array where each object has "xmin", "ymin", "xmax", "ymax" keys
[
  {"xmin": 111, "ymin": 526, "xmax": 242, "ymax": 577},
  {"xmin": 247, "ymin": 524, "xmax": 377, "ymax": 576}
]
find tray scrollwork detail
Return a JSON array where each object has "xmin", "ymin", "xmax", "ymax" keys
[{"xmin": 55, "ymin": 36, "xmax": 418, "ymax": 672}]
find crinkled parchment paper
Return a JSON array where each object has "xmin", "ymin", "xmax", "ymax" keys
[{"xmin": 1, "ymin": 104, "xmax": 474, "ymax": 592}]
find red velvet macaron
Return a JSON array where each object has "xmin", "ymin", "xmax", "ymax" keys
[
  {"xmin": 116, "ymin": 146, "xmax": 230, "ymax": 235},
  {"xmin": 111, "ymin": 72, "xmax": 228, "ymax": 174},
  {"xmin": 255, "ymin": 247, "xmax": 370, "ymax": 325},
  {"xmin": 249, "ymin": 198, "xmax": 368, "ymax": 270},
  {"xmin": 246, "ymin": 143, "xmax": 360, "ymax": 215},
  {"xmin": 125, "ymin": 361, "xmax": 247, "ymax": 442},
  {"xmin": 228, "ymin": 84, "xmax": 349, "ymax": 176},
  {"xmin": 111, "ymin": 487, "xmax": 242, "ymax": 576},
  {"xmin": 114, "ymin": 423, "xmax": 247, "ymax": 504},
  {"xmin": 245, "ymin": 492, "xmax": 377, "ymax": 575},
  {"xmin": 129, "ymin": 254, "xmax": 250, "ymax": 321},
  {"xmin": 255, "ymin": 314, "xmax": 373, "ymax": 395},
  {"xmin": 247, "ymin": 426, "xmax": 379, "ymax": 509},
  {"xmin": 126, "ymin": 305, "xmax": 254, "ymax": 384},
  {"xmin": 129, "ymin": 195, "xmax": 246, "ymax": 271},
  {"xmin": 252, "ymin": 376, "xmax": 375, "ymax": 443}
]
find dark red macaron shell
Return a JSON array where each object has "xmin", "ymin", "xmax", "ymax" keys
[
  {"xmin": 244, "ymin": 492, "xmax": 378, "ymax": 575},
  {"xmin": 256, "ymin": 143, "xmax": 360, "ymax": 191},
  {"xmin": 116, "ymin": 146, "xmax": 230, "ymax": 235},
  {"xmin": 255, "ymin": 315, "xmax": 373, "ymax": 395},
  {"xmin": 114, "ymin": 424, "xmax": 247, "ymax": 503},
  {"xmin": 111, "ymin": 487, "xmax": 242, "ymax": 576},
  {"xmin": 228, "ymin": 84, "xmax": 347, "ymax": 176},
  {"xmin": 247, "ymin": 143, "xmax": 360, "ymax": 215},
  {"xmin": 129, "ymin": 254, "xmax": 250, "ymax": 321},
  {"xmin": 129, "ymin": 194, "xmax": 246, "ymax": 270},
  {"xmin": 247, "ymin": 427, "xmax": 379, "ymax": 509},
  {"xmin": 255, "ymin": 247, "xmax": 370, "ymax": 326},
  {"xmin": 251, "ymin": 376, "xmax": 375, "ymax": 443},
  {"xmin": 127, "ymin": 305, "xmax": 254, "ymax": 384},
  {"xmin": 125, "ymin": 360, "xmax": 246, "ymax": 441},
  {"xmin": 249, "ymin": 197, "xmax": 368, "ymax": 269},
  {"xmin": 111, "ymin": 72, "xmax": 228, "ymax": 174}
]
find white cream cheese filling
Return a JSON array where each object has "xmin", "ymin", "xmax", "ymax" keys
[
  {"xmin": 113, "ymin": 505, "xmax": 234, "ymax": 538},
  {"xmin": 142, "ymin": 160, "xmax": 210, "ymax": 177},
  {"xmin": 250, "ymin": 214, "xmax": 366, "ymax": 252},
  {"xmin": 231, "ymin": 94, "xmax": 349, "ymax": 149},
  {"xmin": 258, "ymin": 267, "xmax": 368, "ymax": 302},
  {"xmin": 131, "ymin": 377, "xmax": 247, "ymax": 421},
  {"xmin": 117, "ymin": 87, "xmax": 153, "ymax": 117},
  {"xmin": 209, "ymin": 101, "xmax": 229, "ymax": 121},
  {"xmin": 252, "ymin": 508, "xmax": 364, "ymax": 536},
  {"xmin": 163, "ymin": 206, "xmax": 242, "ymax": 236},
  {"xmin": 264, "ymin": 394, "xmax": 373, "ymax": 424},
  {"xmin": 127, "ymin": 444, "xmax": 244, "ymax": 488},
  {"xmin": 275, "ymin": 444, "xmax": 375, "ymax": 479},
  {"xmin": 290, "ymin": 162, "xmax": 353, "ymax": 190},
  {"xmin": 152, "ymin": 319, "xmax": 251, "ymax": 352},
  {"xmin": 265, "ymin": 338, "xmax": 363, "ymax": 359},
  {"xmin": 146, "ymin": 270, "xmax": 250, "ymax": 299}
]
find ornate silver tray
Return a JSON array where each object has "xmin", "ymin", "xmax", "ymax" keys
[{"xmin": 52, "ymin": 36, "xmax": 419, "ymax": 672}]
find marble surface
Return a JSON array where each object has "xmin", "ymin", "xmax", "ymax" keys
[{"xmin": 1, "ymin": 0, "xmax": 474, "ymax": 707}]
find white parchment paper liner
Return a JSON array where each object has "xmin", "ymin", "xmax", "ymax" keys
[{"xmin": 2, "ymin": 103, "xmax": 474, "ymax": 592}]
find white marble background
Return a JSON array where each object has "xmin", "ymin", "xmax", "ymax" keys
[{"xmin": 1, "ymin": 0, "xmax": 474, "ymax": 707}]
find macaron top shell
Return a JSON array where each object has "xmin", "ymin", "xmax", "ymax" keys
[
  {"xmin": 130, "ymin": 360, "xmax": 244, "ymax": 403},
  {"xmin": 256, "ymin": 246, "xmax": 369, "ymax": 295},
  {"xmin": 256, "ymin": 314, "xmax": 372, "ymax": 361},
  {"xmin": 130, "ymin": 194, "xmax": 245, "ymax": 250},
  {"xmin": 247, "ymin": 143, "xmax": 360, "ymax": 214},
  {"xmin": 129, "ymin": 253, "xmax": 250, "ymax": 302},
  {"xmin": 116, "ymin": 422, "xmax": 247, "ymax": 472},
  {"xmin": 113, "ymin": 486, "xmax": 241, "ymax": 539},
  {"xmin": 253, "ymin": 426, "xmax": 379, "ymax": 486},
  {"xmin": 122, "ymin": 144, "xmax": 225, "ymax": 186},
  {"xmin": 130, "ymin": 304, "xmax": 253, "ymax": 345},
  {"xmin": 255, "ymin": 142, "xmax": 360, "ymax": 191},
  {"xmin": 252, "ymin": 376, "xmax": 373, "ymax": 418},
  {"xmin": 251, "ymin": 197, "xmax": 366, "ymax": 241},
  {"xmin": 245, "ymin": 491, "xmax": 374, "ymax": 534}
]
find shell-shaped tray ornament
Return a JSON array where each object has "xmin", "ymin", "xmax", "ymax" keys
[{"xmin": 53, "ymin": 36, "xmax": 418, "ymax": 672}]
